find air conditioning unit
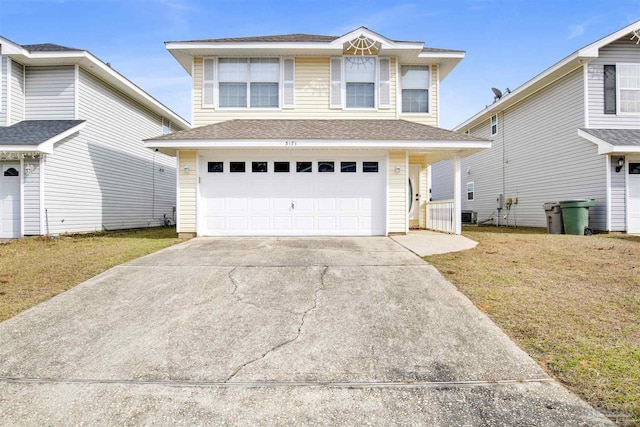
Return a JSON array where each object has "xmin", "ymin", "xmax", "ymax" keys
[{"xmin": 461, "ymin": 210, "xmax": 477, "ymax": 225}]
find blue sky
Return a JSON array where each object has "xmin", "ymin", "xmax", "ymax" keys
[{"xmin": 0, "ymin": 0, "xmax": 638, "ymax": 128}]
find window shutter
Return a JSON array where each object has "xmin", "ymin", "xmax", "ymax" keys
[
  {"xmin": 378, "ymin": 57, "xmax": 391, "ymax": 109},
  {"xmin": 202, "ymin": 57, "xmax": 216, "ymax": 108},
  {"xmin": 604, "ymin": 65, "xmax": 616, "ymax": 115},
  {"xmin": 282, "ymin": 58, "xmax": 295, "ymax": 109},
  {"xmin": 330, "ymin": 57, "xmax": 343, "ymax": 109}
]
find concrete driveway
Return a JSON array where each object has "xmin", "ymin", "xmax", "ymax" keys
[{"xmin": 0, "ymin": 237, "xmax": 611, "ymax": 425}]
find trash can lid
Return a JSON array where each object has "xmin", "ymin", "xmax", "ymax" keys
[
  {"xmin": 559, "ymin": 199, "xmax": 597, "ymax": 208},
  {"xmin": 543, "ymin": 202, "xmax": 560, "ymax": 210}
]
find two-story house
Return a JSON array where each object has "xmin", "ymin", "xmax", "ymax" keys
[
  {"xmin": 431, "ymin": 21, "xmax": 640, "ymax": 234},
  {"xmin": 146, "ymin": 27, "xmax": 490, "ymax": 237},
  {"xmin": 0, "ymin": 37, "xmax": 189, "ymax": 238}
]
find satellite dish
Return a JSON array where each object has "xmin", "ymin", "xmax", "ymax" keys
[{"xmin": 491, "ymin": 87, "xmax": 503, "ymax": 100}]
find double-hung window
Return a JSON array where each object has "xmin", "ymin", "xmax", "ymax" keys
[
  {"xmin": 618, "ymin": 64, "xmax": 640, "ymax": 114},
  {"xmin": 345, "ymin": 57, "xmax": 376, "ymax": 108},
  {"xmin": 218, "ymin": 58, "xmax": 280, "ymax": 108},
  {"xmin": 490, "ymin": 115, "xmax": 498, "ymax": 135},
  {"xmin": 401, "ymin": 65, "xmax": 429, "ymax": 113}
]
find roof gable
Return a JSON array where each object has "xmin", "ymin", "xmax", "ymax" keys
[{"xmin": 454, "ymin": 20, "xmax": 640, "ymax": 131}]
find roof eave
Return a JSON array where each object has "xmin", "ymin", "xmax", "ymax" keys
[
  {"xmin": 0, "ymin": 121, "xmax": 86, "ymax": 154},
  {"xmin": 4, "ymin": 47, "xmax": 190, "ymax": 130},
  {"xmin": 454, "ymin": 20, "xmax": 640, "ymax": 132},
  {"xmin": 144, "ymin": 138, "xmax": 491, "ymax": 150},
  {"xmin": 577, "ymin": 129, "xmax": 640, "ymax": 155}
]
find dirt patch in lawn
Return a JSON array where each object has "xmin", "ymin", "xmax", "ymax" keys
[
  {"xmin": 0, "ymin": 227, "xmax": 185, "ymax": 323},
  {"xmin": 427, "ymin": 226, "xmax": 639, "ymax": 425}
]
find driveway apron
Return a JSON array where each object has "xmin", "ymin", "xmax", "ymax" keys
[{"xmin": 0, "ymin": 237, "xmax": 612, "ymax": 425}]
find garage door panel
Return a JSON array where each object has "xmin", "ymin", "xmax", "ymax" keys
[
  {"xmin": 199, "ymin": 153, "xmax": 386, "ymax": 236},
  {"xmin": 317, "ymin": 216, "xmax": 337, "ymax": 230},
  {"xmin": 272, "ymin": 216, "xmax": 292, "ymax": 230},
  {"xmin": 250, "ymin": 217, "xmax": 270, "ymax": 230},
  {"xmin": 294, "ymin": 216, "xmax": 314, "ymax": 230},
  {"xmin": 316, "ymin": 198, "xmax": 337, "ymax": 213},
  {"xmin": 228, "ymin": 216, "xmax": 249, "ymax": 231}
]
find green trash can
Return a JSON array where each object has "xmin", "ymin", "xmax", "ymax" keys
[{"xmin": 559, "ymin": 199, "xmax": 597, "ymax": 235}]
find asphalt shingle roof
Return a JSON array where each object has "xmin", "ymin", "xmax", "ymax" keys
[
  {"xmin": 22, "ymin": 43, "xmax": 82, "ymax": 52},
  {"xmin": 0, "ymin": 120, "xmax": 85, "ymax": 145},
  {"xmin": 168, "ymin": 31, "xmax": 463, "ymax": 53},
  {"xmin": 580, "ymin": 128, "xmax": 640, "ymax": 147},
  {"xmin": 147, "ymin": 119, "xmax": 489, "ymax": 142}
]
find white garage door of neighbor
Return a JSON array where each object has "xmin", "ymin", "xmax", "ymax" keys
[
  {"xmin": 198, "ymin": 152, "xmax": 386, "ymax": 236},
  {"xmin": 0, "ymin": 163, "xmax": 21, "ymax": 239}
]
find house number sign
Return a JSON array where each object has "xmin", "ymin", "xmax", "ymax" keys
[{"xmin": 285, "ymin": 140, "xmax": 297, "ymax": 146}]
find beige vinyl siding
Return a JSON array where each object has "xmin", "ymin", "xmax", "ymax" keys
[
  {"xmin": 42, "ymin": 68, "xmax": 177, "ymax": 235},
  {"xmin": 10, "ymin": 60, "xmax": 25, "ymax": 124},
  {"xmin": 388, "ymin": 151, "xmax": 407, "ymax": 233},
  {"xmin": 0, "ymin": 57, "xmax": 6, "ymax": 125},
  {"xmin": 23, "ymin": 156, "xmax": 41, "ymax": 235},
  {"xmin": 588, "ymin": 37, "xmax": 640, "ymax": 128},
  {"xmin": 25, "ymin": 66, "xmax": 75, "ymax": 120},
  {"xmin": 192, "ymin": 56, "xmax": 398, "ymax": 127},
  {"xmin": 399, "ymin": 64, "xmax": 438, "ymax": 127},
  {"xmin": 610, "ymin": 155, "xmax": 626, "ymax": 231},
  {"xmin": 177, "ymin": 150, "xmax": 197, "ymax": 233},
  {"xmin": 437, "ymin": 68, "xmax": 609, "ymax": 230}
]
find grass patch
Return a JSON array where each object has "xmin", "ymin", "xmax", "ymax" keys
[
  {"xmin": 426, "ymin": 226, "xmax": 639, "ymax": 425},
  {"xmin": 0, "ymin": 227, "xmax": 185, "ymax": 322}
]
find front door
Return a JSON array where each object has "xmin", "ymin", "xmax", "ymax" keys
[
  {"xmin": 628, "ymin": 161, "xmax": 640, "ymax": 234},
  {"xmin": 408, "ymin": 164, "xmax": 421, "ymax": 229},
  {"xmin": 0, "ymin": 163, "xmax": 20, "ymax": 238}
]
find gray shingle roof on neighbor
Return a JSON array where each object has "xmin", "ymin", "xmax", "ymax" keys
[
  {"xmin": 580, "ymin": 128, "xmax": 640, "ymax": 147},
  {"xmin": 22, "ymin": 43, "xmax": 82, "ymax": 52},
  {"xmin": 0, "ymin": 120, "xmax": 85, "ymax": 145},
  {"xmin": 148, "ymin": 119, "xmax": 489, "ymax": 142}
]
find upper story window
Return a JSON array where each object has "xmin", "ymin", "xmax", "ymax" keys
[
  {"xmin": 162, "ymin": 118, "xmax": 171, "ymax": 134},
  {"xmin": 330, "ymin": 57, "xmax": 391, "ymax": 110},
  {"xmin": 345, "ymin": 57, "xmax": 376, "ymax": 108},
  {"xmin": 218, "ymin": 58, "xmax": 279, "ymax": 108},
  {"xmin": 401, "ymin": 65, "xmax": 429, "ymax": 113},
  {"xmin": 202, "ymin": 57, "xmax": 294, "ymax": 109},
  {"xmin": 618, "ymin": 64, "xmax": 640, "ymax": 114},
  {"xmin": 490, "ymin": 115, "xmax": 498, "ymax": 135}
]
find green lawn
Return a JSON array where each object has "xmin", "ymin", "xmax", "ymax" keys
[
  {"xmin": 426, "ymin": 226, "xmax": 640, "ymax": 425},
  {"xmin": 0, "ymin": 227, "xmax": 185, "ymax": 322}
]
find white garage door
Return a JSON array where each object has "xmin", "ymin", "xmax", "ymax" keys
[
  {"xmin": 198, "ymin": 151, "xmax": 386, "ymax": 236},
  {"xmin": 0, "ymin": 163, "xmax": 20, "ymax": 239}
]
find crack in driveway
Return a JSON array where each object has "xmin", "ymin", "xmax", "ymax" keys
[{"xmin": 225, "ymin": 266, "xmax": 329, "ymax": 382}]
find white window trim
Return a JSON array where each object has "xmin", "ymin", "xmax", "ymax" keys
[
  {"xmin": 467, "ymin": 181, "xmax": 475, "ymax": 201},
  {"xmin": 343, "ymin": 55, "xmax": 378, "ymax": 110},
  {"xmin": 399, "ymin": 64, "xmax": 432, "ymax": 116},
  {"xmin": 490, "ymin": 114, "xmax": 498, "ymax": 136},
  {"xmin": 616, "ymin": 62, "xmax": 640, "ymax": 115},
  {"xmin": 216, "ymin": 56, "xmax": 283, "ymax": 111}
]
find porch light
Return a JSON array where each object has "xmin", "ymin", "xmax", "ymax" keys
[
  {"xmin": 183, "ymin": 165, "xmax": 190, "ymax": 174},
  {"xmin": 24, "ymin": 163, "xmax": 35, "ymax": 175},
  {"xmin": 616, "ymin": 157, "xmax": 625, "ymax": 173},
  {"xmin": 395, "ymin": 165, "xmax": 401, "ymax": 174}
]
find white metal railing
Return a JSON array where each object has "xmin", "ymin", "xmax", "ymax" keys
[{"xmin": 426, "ymin": 199, "xmax": 456, "ymax": 234}]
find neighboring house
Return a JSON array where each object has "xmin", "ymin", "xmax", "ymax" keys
[
  {"xmin": 0, "ymin": 37, "xmax": 189, "ymax": 238},
  {"xmin": 145, "ymin": 27, "xmax": 490, "ymax": 237},
  {"xmin": 431, "ymin": 21, "xmax": 640, "ymax": 234}
]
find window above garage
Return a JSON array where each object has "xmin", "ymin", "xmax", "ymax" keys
[{"xmin": 202, "ymin": 57, "xmax": 295, "ymax": 110}]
